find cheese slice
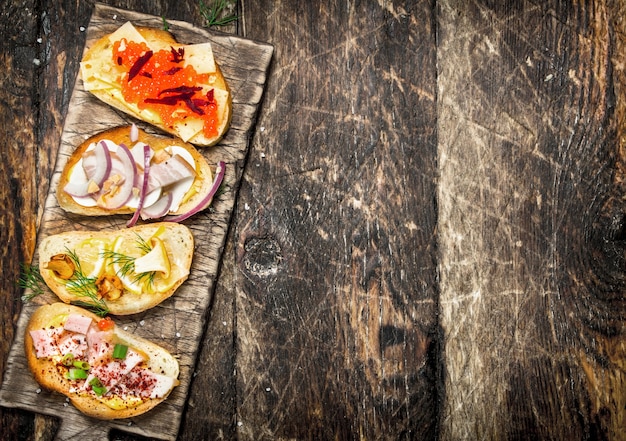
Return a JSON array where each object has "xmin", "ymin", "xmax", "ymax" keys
[
  {"xmin": 183, "ymin": 43, "xmax": 216, "ymax": 74},
  {"xmin": 213, "ymin": 87, "xmax": 230, "ymax": 124},
  {"xmin": 95, "ymin": 88, "xmax": 163, "ymax": 124},
  {"xmin": 107, "ymin": 21, "xmax": 148, "ymax": 48},
  {"xmin": 81, "ymin": 22, "xmax": 148, "ymax": 90},
  {"xmin": 80, "ymin": 59, "xmax": 120, "ymax": 90},
  {"xmin": 174, "ymin": 118, "xmax": 204, "ymax": 143}
]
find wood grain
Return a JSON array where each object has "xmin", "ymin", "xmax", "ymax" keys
[
  {"xmin": 437, "ymin": 0, "xmax": 625, "ymax": 438},
  {"xmin": 236, "ymin": 1, "xmax": 440, "ymax": 438},
  {"xmin": 0, "ymin": 0, "xmax": 42, "ymax": 437},
  {"xmin": 2, "ymin": 0, "xmax": 626, "ymax": 440},
  {"xmin": 0, "ymin": 3, "xmax": 271, "ymax": 440}
]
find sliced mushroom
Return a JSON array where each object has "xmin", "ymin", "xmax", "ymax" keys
[
  {"xmin": 45, "ymin": 254, "xmax": 75, "ymax": 279},
  {"xmin": 96, "ymin": 273, "xmax": 124, "ymax": 301}
]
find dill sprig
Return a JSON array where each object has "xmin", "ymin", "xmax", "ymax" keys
[
  {"xmin": 102, "ymin": 250, "xmax": 135, "ymax": 277},
  {"xmin": 64, "ymin": 248, "xmax": 109, "ymax": 317},
  {"xmin": 199, "ymin": 0, "xmax": 238, "ymax": 27},
  {"xmin": 135, "ymin": 234, "xmax": 153, "ymax": 254},
  {"xmin": 18, "ymin": 263, "xmax": 46, "ymax": 302},
  {"xmin": 101, "ymin": 234, "xmax": 156, "ymax": 289}
]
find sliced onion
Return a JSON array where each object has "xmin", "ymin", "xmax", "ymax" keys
[
  {"xmin": 63, "ymin": 141, "xmax": 112, "ymax": 197},
  {"xmin": 63, "ymin": 180, "xmax": 91, "ymax": 198},
  {"xmin": 91, "ymin": 141, "xmax": 113, "ymax": 188},
  {"xmin": 165, "ymin": 161, "xmax": 225, "ymax": 223},
  {"xmin": 141, "ymin": 192, "xmax": 173, "ymax": 220},
  {"xmin": 130, "ymin": 123, "xmax": 139, "ymax": 143},
  {"xmin": 127, "ymin": 143, "xmax": 151, "ymax": 227},
  {"xmin": 101, "ymin": 143, "xmax": 137, "ymax": 209}
]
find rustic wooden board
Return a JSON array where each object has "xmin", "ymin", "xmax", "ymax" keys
[{"xmin": 0, "ymin": 3, "xmax": 272, "ymax": 440}]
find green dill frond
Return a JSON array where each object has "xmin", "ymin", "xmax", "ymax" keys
[
  {"xmin": 18, "ymin": 263, "xmax": 46, "ymax": 302},
  {"xmin": 102, "ymin": 250, "xmax": 136, "ymax": 278},
  {"xmin": 101, "ymin": 237, "xmax": 156, "ymax": 289},
  {"xmin": 214, "ymin": 179, "xmax": 227, "ymax": 199},
  {"xmin": 71, "ymin": 300, "xmax": 109, "ymax": 318},
  {"xmin": 64, "ymin": 247, "xmax": 109, "ymax": 316},
  {"xmin": 134, "ymin": 233, "xmax": 152, "ymax": 254},
  {"xmin": 65, "ymin": 248, "xmax": 85, "ymax": 277},
  {"xmin": 199, "ymin": 0, "xmax": 238, "ymax": 27}
]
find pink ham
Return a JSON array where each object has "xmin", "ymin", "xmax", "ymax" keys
[
  {"xmin": 57, "ymin": 333, "xmax": 88, "ymax": 359},
  {"xmin": 63, "ymin": 314, "xmax": 93, "ymax": 335},
  {"xmin": 85, "ymin": 329, "xmax": 114, "ymax": 365},
  {"xmin": 85, "ymin": 348, "xmax": 145, "ymax": 392},
  {"xmin": 29, "ymin": 328, "xmax": 63, "ymax": 358},
  {"xmin": 109, "ymin": 365, "xmax": 176, "ymax": 399}
]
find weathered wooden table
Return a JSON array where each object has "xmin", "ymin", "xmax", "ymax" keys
[{"xmin": 1, "ymin": 1, "xmax": 625, "ymax": 440}]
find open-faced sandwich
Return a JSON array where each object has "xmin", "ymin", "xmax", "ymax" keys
[
  {"xmin": 26, "ymin": 303, "xmax": 179, "ymax": 419},
  {"xmin": 80, "ymin": 21, "xmax": 232, "ymax": 147},
  {"xmin": 38, "ymin": 223, "xmax": 193, "ymax": 315},
  {"xmin": 57, "ymin": 125, "xmax": 225, "ymax": 225}
]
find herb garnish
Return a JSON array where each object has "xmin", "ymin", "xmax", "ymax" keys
[
  {"xmin": 18, "ymin": 263, "xmax": 46, "ymax": 302},
  {"xmin": 18, "ymin": 250, "xmax": 109, "ymax": 317},
  {"xmin": 199, "ymin": 0, "xmax": 238, "ymax": 27},
  {"xmin": 64, "ymin": 248, "xmax": 109, "ymax": 317},
  {"xmin": 101, "ymin": 234, "xmax": 156, "ymax": 289}
]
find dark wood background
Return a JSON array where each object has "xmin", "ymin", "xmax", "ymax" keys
[{"xmin": 1, "ymin": 1, "xmax": 624, "ymax": 440}]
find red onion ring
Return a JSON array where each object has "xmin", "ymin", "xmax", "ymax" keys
[
  {"xmin": 63, "ymin": 141, "xmax": 112, "ymax": 197},
  {"xmin": 91, "ymin": 141, "xmax": 113, "ymax": 188},
  {"xmin": 102, "ymin": 143, "xmax": 137, "ymax": 209},
  {"xmin": 165, "ymin": 161, "xmax": 225, "ymax": 223},
  {"xmin": 141, "ymin": 192, "xmax": 173, "ymax": 220},
  {"xmin": 127, "ymin": 143, "xmax": 151, "ymax": 227}
]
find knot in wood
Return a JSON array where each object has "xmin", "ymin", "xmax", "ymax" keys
[{"xmin": 241, "ymin": 237, "xmax": 282, "ymax": 279}]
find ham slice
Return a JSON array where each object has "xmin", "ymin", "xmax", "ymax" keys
[
  {"xmin": 85, "ymin": 348, "xmax": 145, "ymax": 391},
  {"xmin": 63, "ymin": 313, "xmax": 93, "ymax": 335},
  {"xmin": 57, "ymin": 333, "xmax": 88, "ymax": 359},
  {"xmin": 85, "ymin": 329, "xmax": 114, "ymax": 365},
  {"xmin": 29, "ymin": 328, "xmax": 63, "ymax": 358},
  {"xmin": 109, "ymin": 365, "xmax": 176, "ymax": 399}
]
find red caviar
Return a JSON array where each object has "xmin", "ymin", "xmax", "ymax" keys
[
  {"xmin": 97, "ymin": 317, "xmax": 114, "ymax": 331},
  {"xmin": 112, "ymin": 39, "xmax": 218, "ymax": 139}
]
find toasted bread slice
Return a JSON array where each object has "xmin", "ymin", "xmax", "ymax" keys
[
  {"xmin": 80, "ymin": 22, "xmax": 232, "ymax": 146},
  {"xmin": 38, "ymin": 223, "xmax": 194, "ymax": 315},
  {"xmin": 56, "ymin": 125, "xmax": 217, "ymax": 220},
  {"xmin": 25, "ymin": 303, "xmax": 180, "ymax": 419}
]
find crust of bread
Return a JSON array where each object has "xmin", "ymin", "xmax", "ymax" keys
[
  {"xmin": 56, "ymin": 125, "xmax": 214, "ymax": 217},
  {"xmin": 38, "ymin": 223, "xmax": 194, "ymax": 315},
  {"xmin": 25, "ymin": 303, "xmax": 179, "ymax": 420},
  {"xmin": 81, "ymin": 25, "xmax": 232, "ymax": 146}
]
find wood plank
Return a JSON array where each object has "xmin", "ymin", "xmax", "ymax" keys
[
  {"xmin": 437, "ymin": 0, "xmax": 626, "ymax": 438},
  {"xmin": 3, "ymin": 1, "xmax": 625, "ymax": 440},
  {"xmin": 0, "ymin": 0, "xmax": 46, "ymax": 437},
  {"xmin": 0, "ymin": 4, "xmax": 271, "ymax": 440},
  {"xmin": 236, "ymin": 1, "xmax": 440, "ymax": 438}
]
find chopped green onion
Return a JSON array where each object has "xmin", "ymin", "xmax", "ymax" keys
[
  {"xmin": 73, "ymin": 360, "xmax": 90, "ymax": 370},
  {"xmin": 89, "ymin": 377, "xmax": 107, "ymax": 396},
  {"xmin": 66, "ymin": 368, "xmax": 88, "ymax": 380},
  {"xmin": 61, "ymin": 353, "xmax": 75, "ymax": 367},
  {"xmin": 112, "ymin": 343, "xmax": 128, "ymax": 360}
]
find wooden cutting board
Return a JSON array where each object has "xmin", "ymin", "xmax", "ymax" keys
[{"xmin": 0, "ymin": 3, "xmax": 272, "ymax": 440}]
